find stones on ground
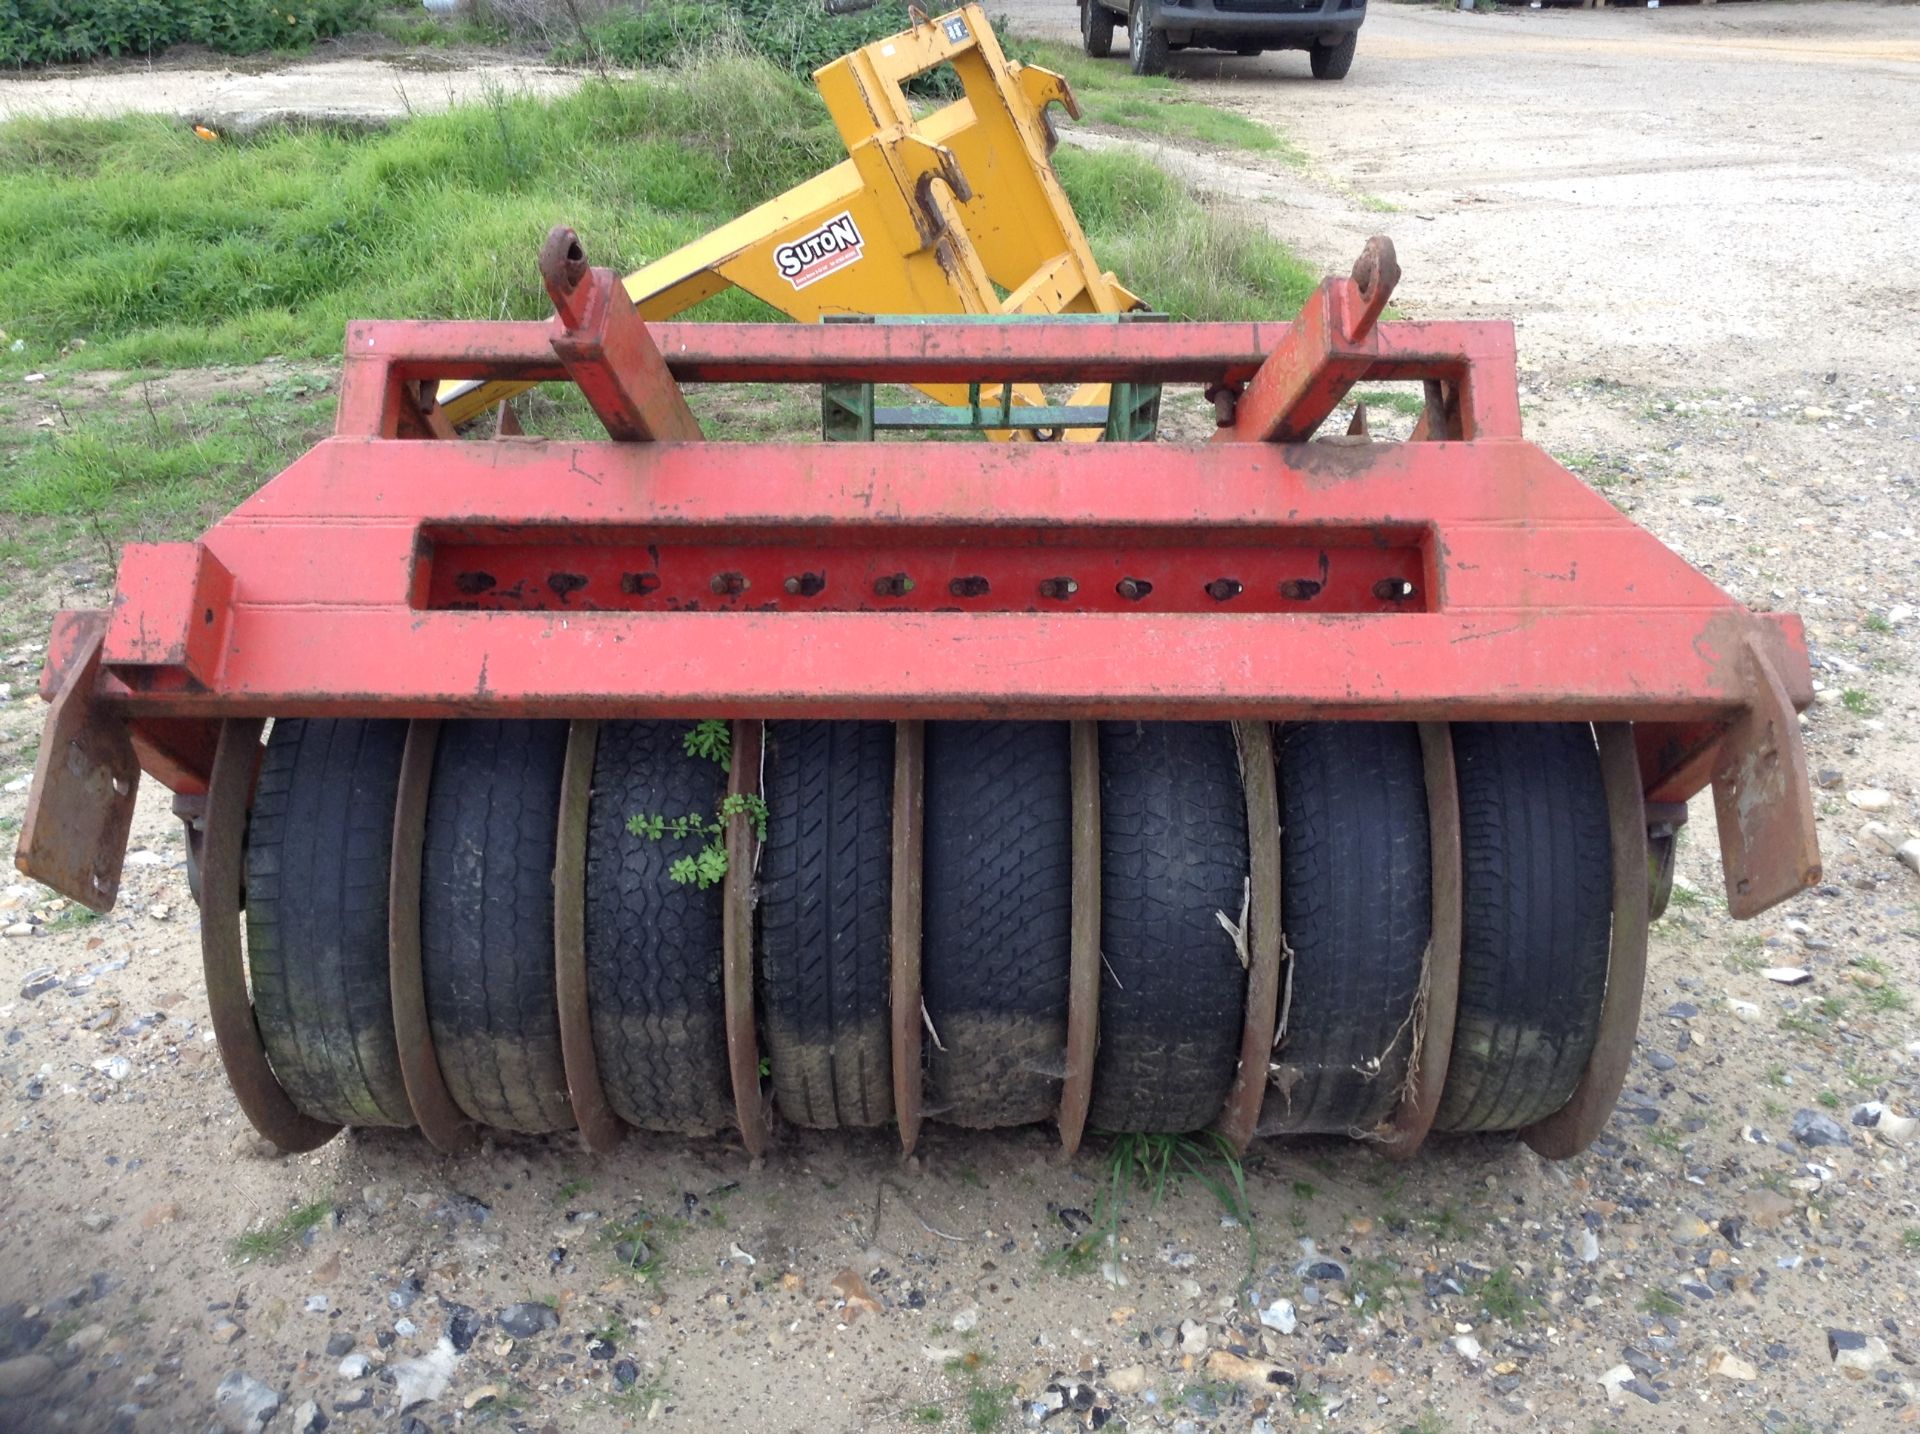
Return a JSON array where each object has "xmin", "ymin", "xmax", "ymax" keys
[
  {"xmin": 387, "ymin": 1337, "xmax": 457, "ymax": 1410},
  {"xmin": 1709, "ymin": 1349, "xmax": 1758, "ymax": 1382},
  {"xmin": 79, "ymin": 1213, "xmax": 113, "ymax": 1235},
  {"xmin": 18, "ymin": 967, "xmax": 59, "ymax": 1000},
  {"xmin": 62, "ymin": 1324, "xmax": 105, "ymax": 1356},
  {"xmin": 1828, "ymin": 1329, "xmax": 1890, "ymax": 1376},
  {"xmin": 213, "ymin": 1372, "xmax": 280, "ymax": 1434},
  {"xmin": 1257, "ymin": 1297, "xmax": 1296, "ymax": 1334},
  {"xmin": 210, "ymin": 1317, "xmax": 243, "ymax": 1345},
  {"xmin": 1453, "ymin": 1334, "xmax": 1484, "ymax": 1362},
  {"xmin": 1203, "ymin": 1349, "xmax": 1292, "ymax": 1395},
  {"xmin": 337, "ymin": 1352, "xmax": 371, "ymax": 1380},
  {"xmin": 1578, "ymin": 1227, "xmax": 1601, "ymax": 1264},
  {"xmin": 495, "ymin": 1302, "xmax": 558, "ymax": 1340},
  {"xmin": 950, "ymin": 1304, "xmax": 980, "ymax": 1334},
  {"xmin": 1761, "ymin": 967, "xmax": 1811, "ymax": 985},
  {"xmin": 1850, "ymin": 1100, "xmax": 1919, "ymax": 1142},
  {"xmin": 828, "ymin": 1269, "xmax": 882, "ymax": 1320},
  {"xmin": 1846, "ymin": 788, "xmax": 1893, "ymax": 812},
  {"xmin": 290, "ymin": 1398, "xmax": 326, "ymax": 1433},
  {"xmin": 0, "ymin": 1355, "xmax": 57, "ymax": 1399},
  {"xmin": 1108, "ymin": 1365, "xmax": 1150, "ymax": 1396},
  {"xmin": 323, "ymin": 1332, "xmax": 354, "ymax": 1359},
  {"xmin": 1790, "ymin": 1109, "xmax": 1852, "ymax": 1149},
  {"xmin": 1672, "ymin": 1213, "xmax": 1713, "ymax": 1242},
  {"xmin": 1178, "ymin": 1319, "xmax": 1209, "ymax": 1355}
]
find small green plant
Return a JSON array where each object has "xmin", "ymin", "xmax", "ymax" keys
[
  {"xmin": 1397, "ymin": 1414, "xmax": 1449, "ymax": 1434},
  {"xmin": 556, "ymin": 1177, "xmax": 591, "ymax": 1203},
  {"xmin": 1865, "ymin": 613, "xmax": 1893, "ymax": 634},
  {"xmin": 1475, "ymin": 1265, "xmax": 1536, "ymax": 1325},
  {"xmin": 1818, "ymin": 1089, "xmax": 1841, "ymax": 1110},
  {"xmin": 1900, "ymin": 1228, "xmax": 1920, "ymax": 1254},
  {"xmin": 627, "ymin": 792, "xmax": 769, "ymax": 889},
  {"xmin": 1639, "ymin": 1287, "xmax": 1683, "ymax": 1317},
  {"xmin": 1862, "ymin": 983, "xmax": 1909, "ymax": 1015},
  {"xmin": 682, "ymin": 718, "xmax": 733, "ymax": 769},
  {"xmin": 230, "ymin": 1198, "xmax": 332, "ymax": 1263},
  {"xmin": 913, "ymin": 1407, "xmax": 945, "ymax": 1426},
  {"xmin": 1764, "ymin": 1064, "xmax": 1789, "ymax": 1088},
  {"xmin": 1049, "ymin": 1132, "xmax": 1256, "ymax": 1284},
  {"xmin": 1840, "ymin": 688, "xmax": 1875, "ymax": 715},
  {"xmin": 1645, "ymin": 1124, "xmax": 1683, "ymax": 1152}
]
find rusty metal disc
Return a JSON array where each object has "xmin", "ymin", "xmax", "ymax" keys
[
  {"xmin": 555, "ymin": 720, "xmax": 625, "ymax": 1152},
  {"xmin": 387, "ymin": 719, "xmax": 478, "ymax": 1155},
  {"xmin": 1522, "ymin": 723, "xmax": 1651, "ymax": 1160},
  {"xmin": 1382, "ymin": 723, "xmax": 1464, "ymax": 1160},
  {"xmin": 201, "ymin": 719, "xmax": 339, "ymax": 1154},
  {"xmin": 722, "ymin": 719, "xmax": 769, "ymax": 1156},
  {"xmin": 1057, "ymin": 721, "xmax": 1102, "ymax": 1156},
  {"xmin": 1213, "ymin": 720, "xmax": 1283, "ymax": 1156},
  {"xmin": 890, "ymin": 721, "xmax": 927, "ymax": 1155}
]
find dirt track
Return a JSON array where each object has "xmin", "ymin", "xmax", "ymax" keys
[{"xmin": 3, "ymin": 5, "xmax": 1919, "ymax": 1433}]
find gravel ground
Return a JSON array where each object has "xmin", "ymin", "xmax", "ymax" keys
[{"xmin": 3, "ymin": 4, "xmax": 1919, "ymax": 1433}]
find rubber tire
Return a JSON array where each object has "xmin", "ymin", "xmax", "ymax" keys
[
  {"xmin": 420, "ymin": 720, "xmax": 575, "ymax": 1135},
  {"xmin": 585, "ymin": 721, "xmax": 734, "ymax": 1134},
  {"xmin": 923, "ymin": 722, "xmax": 1073, "ymax": 1128},
  {"xmin": 1268, "ymin": 723, "xmax": 1430, "ymax": 1135},
  {"xmin": 245, "ymin": 718, "xmax": 412, "ymax": 1128},
  {"xmin": 1128, "ymin": 0, "xmax": 1171, "ymax": 76},
  {"xmin": 1082, "ymin": 0, "xmax": 1116, "ymax": 58},
  {"xmin": 758, "ymin": 721, "xmax": 894, "ymax": 1130},
  {"xmin": 1090, "ymin": 722, "xmax": 1249, "ymax": 1134},
  {"xmin": 1309, "ymin": 32, "xmax": 1356, "ymax": 80},
  {"xmin": 1435, "ymin": 722, "xmax": 1613, "ymax": 1134}
]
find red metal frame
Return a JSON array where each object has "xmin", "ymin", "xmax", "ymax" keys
[{"xmin": 17, "ymin": 234, "xmax": 1821, "ymax": 919}]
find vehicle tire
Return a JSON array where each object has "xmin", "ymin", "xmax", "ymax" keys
[
  {"xmin": 246, "ymin": 717, "xmax": 413, "ymax": 1128},
  {"xmin": 1267, "ymin": 723, "xmax": 1430, "ymax": 1135},
  {"xmin": 585, "ymin": 721, "xmax": 735, "ymax": 1134},
  {"xmin": 1081, "ymin": 0, "xmax": 1116, "ymax": 58},
  {"xmin": 1435, "ymin": 722, "xmax": 1613, "ymax": 1134},
  {"xmin": 1089, "ymin": 722, "xmax": 1249, "ymax": 1134},
  {"xmin": 1309, "ymin": 32, "xmax": 1356, "ymax": 80},
  {"xmin": 421, "ymin": 720, "xmax": 575, "ymax": 1134},
  {"xmin": 1128, "ymin": 0, "xmax": 1171, "ymax": 76},
  {"xmin": 758, "ymin": 721, "xmax": 894, "ymax": 1130},
  {"xmin": 923, "ymin": 721, "xmax": 1073, "ymax": 1128}
]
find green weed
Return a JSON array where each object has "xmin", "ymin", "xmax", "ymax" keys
[
  {"xmin": 1475, "ymin": 1264, "xmax": 1536, "ymax": 1325},
  {"xmin": 1840, "ymin": 688, "xmax": 1875, "ymax": 715},
  {"xmin": 1639, "ymin": 1287, "xmax": 1682, "ymax": 1317},
  {"xmin": 230, "ymin": 1197, "xmax": 331, "ymax": 1263},
  {"xmin": 1049, "ymin": 1131, "xmax": 1256, "ymax": 1284}
]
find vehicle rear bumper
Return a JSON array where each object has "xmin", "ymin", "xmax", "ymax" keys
[{"xmin": 1149, "ymin": 0, "xmax": 1365, "ymax": 45}]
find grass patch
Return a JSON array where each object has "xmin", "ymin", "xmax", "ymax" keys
[
  {"xmin": 1639, "ymin": 1287, "xmax": 1683, "ymax": 1318},
  {"xmin": 1840, "ymin": 688, "xmax": 1876, "ymax": 715},
  {"xmin": 1901, "ymin": 1228, "xmax": 1920, "ymax": 1255},
  {"xmin": 0, "ymin": 60, "xmax": 1314, "ymax": 559},
  {"xmin": 1475, "ymin": 1264, "xmax": 1536, "ymax": 1325},
  {"xmin": 230, "ymin": 1197, "xmax": 331, "ymax": 1263},
  {"xmin": 1056, "ymin": 147, "xmax": 1317, "ymax": 321},
  {"xmin": 1014, "ymin": 39, "xmax": 1292, "ymax": 156},
  {"xmin": 1049, "ymin": 1131, "xmax": 1256, "ymax": 1283},
  {"xmin": 0, "ymin": 61, "xmax": 842, "ymax": 370}
]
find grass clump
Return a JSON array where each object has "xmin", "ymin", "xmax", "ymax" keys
[
  {"xmin": 231, "ymin": 1197, "xmax": 332, "ymax": 1263},
  {"xmin": 1050, "ymin": 1130, "xmax": 1257, "ymax": 1284},
  {"xmin": 1475, "ymin": 1264, "xmax": 1537, "ymax": 1325},
  {"xmin": 1014, "ymin": 39, "xmax": 1292, "ymax": 156},
  {"xmin": 1056, "ymin": 147, "xmax": 1316, "ymax": 320}
]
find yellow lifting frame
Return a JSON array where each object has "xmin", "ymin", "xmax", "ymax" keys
[{"xmin": 439, "ymin": 4, "xmax": 1137, "ymax": 434}]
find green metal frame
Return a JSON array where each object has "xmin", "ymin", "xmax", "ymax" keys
[{"xmin": 820, "ymin": 312, "xmax": 1163, "ymax": 443}]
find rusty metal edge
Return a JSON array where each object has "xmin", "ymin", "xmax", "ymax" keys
[
  {"xmin": 1057, "ymin": 720, "xmax": 1101, "ymax": 1156},
  {"xmin": 1522, "ymin": 723, "xmax": 1651, "ymax": 1160},
  {"xmin": 388, "ymin": 719, "xmax": 478, "ymax": 1155},
  {"xmin": 723, "ymin": 719, "xmax": 769, "ymax": 1156},
  {"xmin": 1212, "ymin": 720, "xmax": 1282, "ymax": 1156},
  {"xmin": 890, "ymin": 720, "xmax": 927, "ymax": 1156},
  {"xmin": 1383, "ymin": 722, "xmax": 1463, "ymax": 1160},
  {"xmin": 203, "ymin": 718, "xmax": 339, "ymax": 1154},
  {"xmin": 556, "ymin": 719, "xmax": 624, "ymax": 1152}
]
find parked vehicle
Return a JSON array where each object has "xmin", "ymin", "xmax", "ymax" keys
[{"xmin": 1080, "ymin": 0, "xmax": 1366, "ymax": 78}]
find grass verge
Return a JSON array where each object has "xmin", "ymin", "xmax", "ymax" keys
[
  {"xmin": 1015, "ymin": 39, "xmax": 1295, "ymax": 157},
  {"xmin": 0, "ymin": 59, "xmax": 1316, "ymax": 556}
]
